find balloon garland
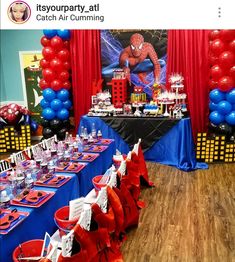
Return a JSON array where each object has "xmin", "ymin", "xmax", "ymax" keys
[
  {"xmin": 208, "ymin": 30, "xmax": 235, "ymax": 134},
  {"xmin": 39, "ymin": 30, "xmax": 73, "ymax": 140}
]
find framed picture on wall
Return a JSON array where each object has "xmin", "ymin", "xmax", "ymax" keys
[{"xmin": 19, "ymin": 51, "xmax": 43, "ymax": 137}]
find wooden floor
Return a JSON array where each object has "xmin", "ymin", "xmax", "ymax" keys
[{"xmin": 121, "ymin": 162, "xmax": 235, "ymax": 262}]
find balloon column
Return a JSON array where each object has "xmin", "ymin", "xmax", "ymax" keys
[
  {"xmin": 209, "ymin": 30, "xmax": 235, "ymax": 135},
  {"xmin": 39, "ymin": 30, "xmax": 73, "ymax": 140}
]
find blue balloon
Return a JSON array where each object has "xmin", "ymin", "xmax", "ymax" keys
[
  {"xmin": 63, "ymin": 100, "xmax": 72, "ymax": 109},
  {"xmin": 209, "ymin": 89, "xmax": 225, "ymax": 104},
  {"xmin": 57, "ymin": 89, "xmax": 69, "ymax": 102},
  {"xmin": 50, "ymin": 99, "xmax": 63, "ymax": 111},
  {"xmin": 217, "ymin": 100, "xmax": 232, "ymax": 115},
  {"xmin": 209, "ymin": 111, "xmax": 224, "ymax": 125},
  {"xmin": 42, "ymin": 107, "xmax": 56, "ymax": 120},
  {"xmin": 43, "ymin": 88, "xmax": 56, "ymax": 102},
  {"xmin": 209, "ymin": 101, "xmax": 218, "ymax": 111},
  {"xmin": 226, "ymin": 88, "xmax": 235, "ymax": 104},
  {"xmin": 40, "ymin": 98, "xmax": 50, "ymax": 109},
  {"xmin": 57, "ymin": 108, "xmax": 69, "ymax": 120},
  {"xmin": 30, "ymin": 120, "xmax": 38, "ymax": 132},
  {"xmin": 23, "ymin": 114, "xmax": 31, "ymax": 124},
  {"xmin": 225, "ymin": 111, "xmax": 235, "ymax": 125},
  {"xmin": 233, "ymin": 104, "xmax": 235, "ymax": 110},
  {"xmin": 57, "ymin": 30, "xmax": 70, "ymax": 40},
  {"xmin": 43, "ymin": 30, "xmax": 57, "ymax": 39},
  {"xmin": 0, "ymin": 120, "xmax": 6, "ymax": 129}
]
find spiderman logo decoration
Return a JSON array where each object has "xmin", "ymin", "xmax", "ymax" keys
[{"xmin": 0, "ymin": 104, "xmax": 30, "ymax": 125}]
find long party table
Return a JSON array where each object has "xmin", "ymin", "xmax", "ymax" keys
[
  {"xmin": 79, "ymin": 115, "xmax": 208, "ymax": 172},
  {"xmin": 0, "ymin": 141, "xmax": 115, "ymax": 262}
]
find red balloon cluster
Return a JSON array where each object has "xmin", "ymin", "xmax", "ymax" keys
[
  {"xmin": 39, "ymin": 35, "xmax": 71, "ymax": 91},
  {"xmin": 209, "ymin": 30, "xmax": 235, "ymax": 92}
]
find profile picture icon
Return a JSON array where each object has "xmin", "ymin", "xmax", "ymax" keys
[{"xmin": 8, "ymin": 1, "xmax": 31, "ymax": 24}]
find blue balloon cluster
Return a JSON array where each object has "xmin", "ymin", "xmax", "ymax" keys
[
  {"xmin": 40, "ymin": 88, "xmax": 72, "ymax": 120},
  {"xmin": 209, "ymin": 88, "xmax": 235, "ymax": 126},
  {"xmin": 43, "ymin": 29, "xmax": 70, "ymax": 40}
]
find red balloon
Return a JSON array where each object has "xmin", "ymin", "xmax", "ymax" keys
[
  {"xmin": 209, "ymin": 53, "xmax": 219, "ymax": 65},
  {"xmin": 58, "ymin": 70, "xmax": 70, "ymax": 81},
  {"xmin": 63, "ymin": 41, "xmax": 70, "ymax": 49},
  {"xmin": 208, "ymin": 79, "xmax": 218, "ymax": 89},
  {"xmin": 40, "ymin": 58, "xmax": 50, "ymax": 69},
  {"xmin": 40, "ymin": 36, "xmax": 51, "ymax": 47},
  {"xmin": 219, "ymin": 51, "xmax": 235, "ymax": 69},
  {"xmin": 50, "ymin": 58, "xmax": 63, "ymax": 72},
  {"xmin": 42, "ymin": 68, "xmax": 55, "ymax": 82},
  {"xmin": 62, "ymin": 81, "xmax": 71, "ymax": 90},
  {"xmin": 210, "ymin": 64, "xmax": 225, "ymax": 80},
  {"xmin": 39, "ymin": 79, "xmax": 49, "ymax": 89},
  {"xmin": 42, "ymin": 47, "xmax": 55, "ymax": 61},
  {"xmin": 51, "ymin": 79, "xmax": 62, "ymax": 91},
  {"xmin": 229, "ymin": 65, "xmax": 235, "ymax": 80},
  {"xmin": 229, "ymin": 39, "xmax": 235, "ymax": 53},
  {"xmin": 209, "ymin": 30, "xmax": 220, "ymax": 41},
  {"xmin": 63, "ymin": 61, "xmax": 71, "ymax": 70},
  {"xmin": 210, "ymin": 39, "xmax": 225, "ymax": 55},
  {"xmin": 220, "ymin": 30, "xmax": 235, "ymax": 42},
  {"xmin": 218, "ymin": 76, "xmax": 234, "ymax": 92},
  {"xmin": 57, "ymin": 49, "xmax": 70, "ymax": 62},
  {"xmin": 50, "ymin": 36, "xmax": 63, "ymax": 51}
]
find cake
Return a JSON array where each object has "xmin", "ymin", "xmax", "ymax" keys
[{"xmin": 130, "ymin": 86, "xmax": 147, "ymax": 104}]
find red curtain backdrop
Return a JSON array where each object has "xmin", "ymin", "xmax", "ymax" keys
[
  {"xmin": 166, "ymin": 30, "xmax": 210, "ymax": 140},
  {"xmin": 70, "ymin": 30, "xmax": 101, "ymax": 130}
]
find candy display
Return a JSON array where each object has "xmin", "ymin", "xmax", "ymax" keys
[
  {"xmin": 130, "ymin": 86, "xmax": 147, "ymax": 105},
  {"xmin": 143, "ymin": 102, "xmax": 159, "ymax": 115},
  {"xmin": 88, "ymin": 90, "xmax": 123, "ymax": 116}
]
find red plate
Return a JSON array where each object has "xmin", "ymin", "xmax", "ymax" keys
[
  {"xmin": 11, "ymin": 190, "xmax": 55, "ymax": 208},
  {"xmin": 35, "ymin": 175, "xmax": 71, "ymax": 188},
  {"xmin": 55, "ymin": 161, "xmax": 70, "ymax": 172},
  {"xmin": 94, "ymin": 139, "xmax": 114, "ymax": 145},
  {"xmin": 71, "ymin": 152, "xmax": 100, "ymax": 162},
  {"xmin": 0, "ymin": 185, "xmax": 6, "ymax": 191},
  {"xmin": 83, "ymin": 145, "xmax": 108, "ymax": 153},
  {"xmin": 56, "ymin": 162, "xmax": 87, "ymax": 173},
  {"xmin": 0, "ymin": 209, "xmax": 29, "ymax": 235}
]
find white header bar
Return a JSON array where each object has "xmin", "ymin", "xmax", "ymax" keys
[{"xmin": 1, "ymin": 0, "xmax": 235, "ymax": 29}]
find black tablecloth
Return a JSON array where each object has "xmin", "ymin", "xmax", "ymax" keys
[{"xmin": 100, "ymin": 116, "xmax": 179, "ymax": 151}]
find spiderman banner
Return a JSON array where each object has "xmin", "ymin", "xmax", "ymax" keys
[{"xmin": 101, "ymin": 30, "xmax": 168, "ymax": 98}]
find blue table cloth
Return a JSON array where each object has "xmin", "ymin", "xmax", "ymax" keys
[
  {"xmin": 0, "ymin": 141, "xmax": 115, "ymax": 262},
  {"xmin": 78, "ymin": 140, "xmax": 116, "ymax": 196},
  {"xmin": 79, "ymin": 116, "xmax": 208, "ymax": 172},
  {"xmin": 0, "ymin": 174, "xmax": 79, "ymax": 262}
]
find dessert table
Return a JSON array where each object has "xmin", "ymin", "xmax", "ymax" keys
[{"xmin": 79, "ymin": 115, "xmax": 208, "ymax": 171}]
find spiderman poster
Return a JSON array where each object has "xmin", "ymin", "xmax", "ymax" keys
[{"xmin": 101, "ymin": 30, "xmax": 167, "ymax": 98}]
